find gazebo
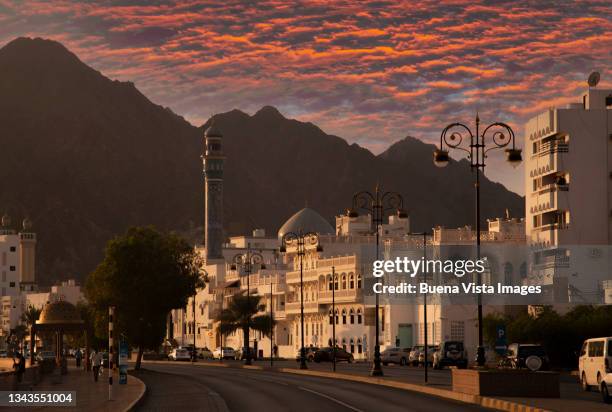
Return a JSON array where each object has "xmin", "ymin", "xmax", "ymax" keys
[{"xmin": 32, "ymin": 301, "xmax": 86, "ymax": 370}]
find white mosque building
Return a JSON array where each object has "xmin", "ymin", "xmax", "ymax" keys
[{"xmin": 170, "ymin": 123, "xmax": 528, "ymax": 363}]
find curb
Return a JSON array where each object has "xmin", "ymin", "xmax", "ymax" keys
[
  {"xmin": 125, "ymin": 373, "xmax": 147, "ymax": 412},
  {"xmin": 141, "ymin": 360, "xmax": 551, "ymax": 412}
]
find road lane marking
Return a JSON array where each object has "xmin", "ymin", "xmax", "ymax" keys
[
  {"xmin": 298, "ymin": 386, "xmax": 364, "ymax": 412},
  {"xmin": 243, "ymin": 374, "xmax": 289, "ymax": 386}
]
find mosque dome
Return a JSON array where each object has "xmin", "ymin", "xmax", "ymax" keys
[
  {"xmin": 277, "ymin": 207, "xmax": 334, "ymax": 239},
  {"xmin": 22, "ymin": 218, "xmax": 32, "ymax": 231},
  {"xmin": 204, "ymin": 121, "xmax": 222, "ymax": 138}
]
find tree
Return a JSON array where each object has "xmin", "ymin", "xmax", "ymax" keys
[
  {"xmin": 85, "ymin": 226, "xmax": 203, "ymax": 370},
  {"xmin": 215, "ymin": 294, "xmax": 274, "ymax": 365},
  {"xmin": 21, "ymin": 306, "xmax": 41, "ymax": 329}
]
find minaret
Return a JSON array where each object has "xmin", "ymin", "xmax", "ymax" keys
[
  {"xmin": 19, "ymin": 218, "xmax": 36, "ymax": 288},
  {"xmin": 203, "ymin": 121, "xmax": 226, "ymax": 261}
]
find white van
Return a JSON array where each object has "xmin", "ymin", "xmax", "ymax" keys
[{"xmin": 578, "ymin": 337, "xmax": 612, "ymax": 391}]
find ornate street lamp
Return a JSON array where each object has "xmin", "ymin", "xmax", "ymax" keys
[
  {"xmin": 231, "ymin": 244, "xmax": 265, "ymax": 365},
  {"xmin": 346, "ymin": 185, "xmax": 406, "ymax": 376},
  {"xmin": 434, "ymin": 114, "xmax": 522, "ymax": 367},
  {"xmin": 279, "ymin": 230, "xmax": 323, "ymax": 370}
]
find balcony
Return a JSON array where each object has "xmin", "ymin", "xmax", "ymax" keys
[
  {"xmin": 533, "ymin": 254, "xmax": 570, "ymax": 269},
  {"xmin": 537, "ymin": 141, "xmax": 568, "ymax": 157},
  {"xmin": 285, "ymin": 301, "xmax": 319, "ymax": 314},
  {"xmin": 286, "ymin": 269, "xmax": 320, "ymax": 284},
  {"xmin": 318, "ymin": 289, "xmax": 363, "ymax": 304}
]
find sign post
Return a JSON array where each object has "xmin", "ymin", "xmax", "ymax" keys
[
  {"xmin": 119, "ymin": 338, "xmax": 128, "ymax": 385},
  {"xmin": 494, "ymin": 325, "xmax": 507, "ymax": 356}
]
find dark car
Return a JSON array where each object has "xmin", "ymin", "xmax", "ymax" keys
[
  {"xmin": 502, "ymin": 343, "xmax": 549, "ymax": 371},
  {"xmin": 433, "ymin": 341, "xmax": 468, "ymax": 369},
  {"xmin": 295, "ymin": 347, "xmax": 319, "ymax": 362},
  {"xmin": 238, "ymin": 347, "xmax": 258, "ymax": 361},
  {"xmin": 314, "ymin": 347, "xmax": 354, "ymax": 363}
]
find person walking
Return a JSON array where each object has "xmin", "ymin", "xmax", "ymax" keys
[
  {"xmin": 75, "ymin": 348, "xmax": 82, "ymax": 368},
  {"xmin": 91, "ymin": 350, "xmax": 103, "ymax": 382},
  {"xmin": 13, "ymin": 352, "xmax": 25, "ymax": 384}
]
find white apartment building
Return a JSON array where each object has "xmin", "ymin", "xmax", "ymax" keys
[
  {"xmin": 525, "ymin": 87, "xmax": 612, "ymax": 304},
  {"xmin": 0, "ymin": 214, "xmax": 37, "ymax": 337}
]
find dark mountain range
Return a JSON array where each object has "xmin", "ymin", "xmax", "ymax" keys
[{"xmin": 0, "ymin": 37, "xmax": 523, "ymax": 285}]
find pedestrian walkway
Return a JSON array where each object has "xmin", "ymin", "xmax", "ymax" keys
[{"xmin": 0, "ymin": 361, "xmax": 145, "ymax": 412}]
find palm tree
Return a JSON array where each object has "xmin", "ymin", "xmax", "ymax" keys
[
  {"xmin": 215, "ymin": 294, "xmax": 274, "ymax": 365},
  {"xmin": 21, "ymin": 306, "xmax": 42, "ymax": 357}
]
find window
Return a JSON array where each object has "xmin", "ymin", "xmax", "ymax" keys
[
  {"xmin": 342, "ymin": 274, "xmax": 347, "ymax": 289},
  {"xmin": 588, "ymin": 341, "xmax": 605, "ymax": 357},
  {"xmin": 9, "ymin": 266, "xmax": 15, "ymax": 271},
  {"xmin": 357, "ymin": 339, "xmax": 362, "ymax": 354},
  {"xmin": 9, "ymin": 247, "xmax": 16, "ymax": 252},
  {"xmin": 342, "ymin": 309, "xmax": 347, "ymax": 324},
  {"xmin": 328, "ymin": 275, "xmax": 333, "ymax": 291},
  {"xmin": 450, "ymin": 321, "xmax": 465, "ymax": 341},
  {"xmin": 9, "ymin": 282, "xmax": 15, "ymax": 287},
  {"xmin": 350, "ymin": 338, "xmax": 355, "ymax": 354},
  {"xmin": 357, "ymin": 309, "xmax": 362, "ymax": 324},
  {"xmin": 334, "ymin": 275, "xmax": 339, "ymax": 290},
  {"xmin": 349, "ymin": 309, "xmax": 355, "ymax": 324},
  {"xmin": 335, "ymin": 309, "xmax": 339, "ymax": 324},
  {"xmin": 357, "ymin": 274, "xmax": 362, "ymax": 289},
  {"xmin": 349, "ymin": 274, "xmax": 354, "ymax": 289},
  {"xmin": 329, "ymin": 310, "xmax": 333, "ymax": 325}
]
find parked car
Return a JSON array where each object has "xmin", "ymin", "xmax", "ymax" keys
[
  {"xmin": 501, "ymin": 343, "xmax": 549, "ymax": 371},
  {"xmin": 579, "ymin": 337, "xmax": 612, "ymax": 391},
  {"xmin": 168, "ymin": 348, "xmax": 191, "ymax": 361},
  {"xmin": 313, "ymin": 347, "xmax": 353, "ymax": 363},
  {"xmin": 197, "ymin": 347, "xmax": 214, "ymax": 359},
  {"xmin": 418, "ymin": 346, "xmax": 438, "ymax": 366},
  {"xmin": 601, "ymin": 373, "xmax": 612, "ymax": 404},
  {"xmin": 295, "ymin": 347, "xmax": 319, "ymax": 362},
  {"xmin": 409, "ymin": 346, "xmax": 423, "ymax": 366},
  {"xmin": 433, "ymin": 341, "xmax": 468, "ymax": 369},
  {"xmin": 213, "ymin": 347, "xmax": 236, "ymax": 360},
  {"xmin": 35, "ymin": 351, "xmax": 56, "ymax": 362},
  {"xmin": 381, "ymin": 347, "xmax": 411, "ymax": 366}
]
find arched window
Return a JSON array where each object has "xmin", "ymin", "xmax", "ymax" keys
[
  {"xmin": 349, "ymin": 273, "xmax": 355, "ymax": 289},
  {"xmin": 328, "ymin": 275, "xmax": 333, "ymax": 290},
  {"xmin": 341, "ymin": 338, "xmax": 347, "ymax": 351},
  {"xmin": 334, "ymin": 274, "xmax": 339, "ymax": 290},
  {"xmin": 349, "ymin": 309, "xmax": 355, "ymax": 324},
  {"xmin": 357, "ymin": 338, "xmax": 362, "ymax": 354},
  {"xmin": 357, "ymin": 309, "xmax": 362, "ymax": 324},
  {"xmin": 357, "ymin": 274, "xmax": 362, "ymax": 289},
  {"xmin": 350, "ymin": 338, "xmax": 355, "ymax": 353},
  {"xmin": 342, "ymin": 274, "xmax": 347, "ymax": 289},
  {"xmin": 342, "ymin": 309, "xmax": 347, "ymax": 324},
  {"xmin": 335, "ymin": 309, "xmax": 339, "ymax": 324},
  {"xmin": 329, "ymin": 309, "xmax": 333, "ymax": 325}
]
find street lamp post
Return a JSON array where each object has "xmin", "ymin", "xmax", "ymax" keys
[
  {"xmin": 280, "ymin": 230, "xmax": 323, "ymax": 370},
  {"xmin": 433, "ymin": 114, "xmax": 522, "ymax": 367},
  {"xmin": 270, "ymin": 280, "xmax": 274, "ymax": 368},
  {"xmin": 332, "ymin": 265, "xmax": 336, "ymax": 372},
  {"xmin": 347, "ymin": 186, "xmax": 407, "ymax": 376},
  {"xmin": 231, "ymin": 244, "xmax": 265, "ymax": 365}
]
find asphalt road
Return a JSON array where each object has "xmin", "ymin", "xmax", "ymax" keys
[{"xmin": 135, "ymin": 362, "xmax": 487, "ymax": 412}]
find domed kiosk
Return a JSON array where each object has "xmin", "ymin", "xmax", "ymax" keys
[
  {"xmin": 277, "ymin": 208, "xmax": 334, "ymax": 239},
  {"xmin": 32, "ymin": 300, "xmax": 84, "ymax": 371}
]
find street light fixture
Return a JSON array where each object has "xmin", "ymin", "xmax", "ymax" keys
[
  {"xmin": 347, "ymin": 185, "xmax": 406, "ymax": 376},
  {"xmin": 279, "ymin": 230, "xmax": 323, "ymax": 370},
  {"xmin": 231, "ymin": 244, "xmax": 265, "ymax": 365},
  {"xmin": 434, "ymin": 114, "xmax": 522, "ymax": 367}
]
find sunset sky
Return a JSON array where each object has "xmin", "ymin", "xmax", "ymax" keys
[{"xmin": 1, "ymin": 0, "xmax": 611, "ymax": 194}]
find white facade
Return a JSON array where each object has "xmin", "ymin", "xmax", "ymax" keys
[
  {"xmin": 0, "ymin": 215, "xmax": 37, "ymax": 337},
  {"xmin": 524, "ymin": 87, "xmax": 612, "ymax": 303}
]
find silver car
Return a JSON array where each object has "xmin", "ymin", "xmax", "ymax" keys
[{"xmin": 381, "ymin": 347, "xmax": 410, "ymax": 366}]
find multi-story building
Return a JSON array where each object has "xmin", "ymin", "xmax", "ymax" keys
[
  {"xmin": 0, "ymin": 214, "xmax": 37, "ymax": 338},
  {"xmin": 524, "ymin": 87, "xmax": 612, "ymax": 303}
]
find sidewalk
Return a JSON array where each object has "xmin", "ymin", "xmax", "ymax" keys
[{"xmin": 1, "ymin": 362, "xmax": 145, "ymax": 412}]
